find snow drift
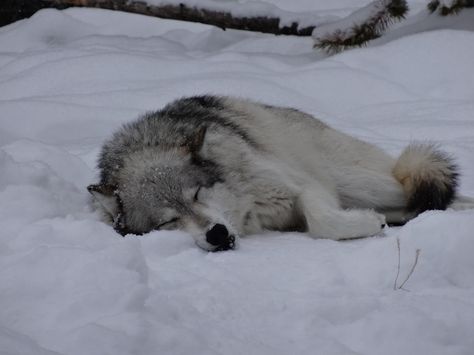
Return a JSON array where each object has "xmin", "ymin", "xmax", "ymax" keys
[{"xmin": 0, "ymin": 4, "xmax": 474, "ymax": 355}]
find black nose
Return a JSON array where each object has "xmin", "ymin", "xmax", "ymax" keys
[
  {"xmin": 206, "ymin": 224, "xmax": 234, "ymax": 251},
  {"xmin": 206, "ymin": 224, "xmax": 228, "ymax": 245}
]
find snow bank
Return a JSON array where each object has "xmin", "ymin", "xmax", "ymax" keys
[{"xmin": 1, "ymin": 5, "xmax": 473, "ymax": 355}]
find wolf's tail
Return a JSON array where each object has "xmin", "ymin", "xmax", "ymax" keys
[{"xmin": 393, "ymin": 143, "xmax": 458, "ymax": 214}]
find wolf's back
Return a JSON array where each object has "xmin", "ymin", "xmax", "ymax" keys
[{"xmin": 393, "ymin": 143, "xmax": 458, "ymax": 214}]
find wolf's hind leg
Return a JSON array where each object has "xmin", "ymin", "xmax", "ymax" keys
[
  {"xmin": 299, "ymin": 186, "xmax": 386, "ymax": 240},
  {"xmin": 375, "ymin": 195, "xmax": 474, "ymax": 227},
  {"xmin": 379, "ymin": 195, "xmax": 474, "ymax": 226},
  {"xmin": 379, "ymin": 208, "xmax": 412, "ymax": 226}
]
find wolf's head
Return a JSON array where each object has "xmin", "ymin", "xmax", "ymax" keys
[{"xmin": 88, "ymin": 127, "xmax": 239, "ymax": 251}]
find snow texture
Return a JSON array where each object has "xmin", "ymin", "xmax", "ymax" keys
[{"xmin": 1, "ymin": 3, "xmax": 474, "ymax": 355}]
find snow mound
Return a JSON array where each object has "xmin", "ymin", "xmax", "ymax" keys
[{"xmin": 0, "ymin": 6, "xmax": 473, "ymax": 355}]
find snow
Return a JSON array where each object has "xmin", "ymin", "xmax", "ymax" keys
[{"xmin": 1, "ymin": 3, "xmax": 474, "ymax": 355}]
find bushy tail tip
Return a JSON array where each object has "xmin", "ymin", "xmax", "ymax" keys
[{"xmin": 393, "ymin": 143, "xmax": 458, "ymax": 214}]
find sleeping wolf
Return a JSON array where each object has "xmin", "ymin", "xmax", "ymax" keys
[{"xmin": 88, "ymin": 95, "xmax": 473, "ymax": 251}]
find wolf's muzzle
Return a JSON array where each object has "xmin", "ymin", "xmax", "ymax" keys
[{"xmin": 206, "ymin": 224, "xmax": 235, "ymax": 251}]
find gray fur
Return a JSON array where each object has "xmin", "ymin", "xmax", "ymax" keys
[{"xmin": 89, "ymin": 95, "xmax": 474, "ymax": 251}]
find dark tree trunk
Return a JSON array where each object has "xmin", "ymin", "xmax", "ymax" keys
[{"xmin": 0, "ymin": 0, "xmax": 315, "ymax": 35}]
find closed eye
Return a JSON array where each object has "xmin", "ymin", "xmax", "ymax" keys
[
  {"xmin": 193, "ymin": 186, "xmax": 202, "ymax": 202},
  {"xmin": 156, "ymin": 217, "xmax": 179, "ymax": 230}
]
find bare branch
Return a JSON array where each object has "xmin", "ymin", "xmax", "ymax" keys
[
  {"xmin": 0, "ymin": 0, "xmax": 319, "ymax": 35},
  {"xmin": 393, "ymin": 237, "xmax": 401, "ymax": 290},
  {"xmin": 398, "ymin": 248, "xmax": 421, "ymax": 290}
]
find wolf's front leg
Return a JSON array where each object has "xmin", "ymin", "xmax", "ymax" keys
[{"xmin": 299, "ymin": 186, "xmax": 386, "ymax": 240}]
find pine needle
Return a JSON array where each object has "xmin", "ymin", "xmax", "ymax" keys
[
  {"xmin": 427, "ymin": 0, "xmax": 441, "ymax": 13},
  {"xmin": 313, "ymin": 0, "xmax": 409, "ymax": 54},
  {"xmin": 427, "ymin": 0, "xmax": 474, "ymax": 15}
]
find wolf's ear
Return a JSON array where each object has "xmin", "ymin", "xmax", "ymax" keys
[
  {"xmin": 185, "ymin": 126, "xmax": 207, "ymax": 153},
  {"xmin": 87, "ymin": 184, "xmax": 118, "ymax": 216}
]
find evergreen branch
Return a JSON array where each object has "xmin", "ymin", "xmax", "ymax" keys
[
  {"xmin": 427, "ymin": 0, "xmax": 474, "ymax": 15},
  {"xmin": 427, "ymin": 0, "xmax": 441, "ymax": 13},
  {"xmin": 313, "ymin": 0, "xmax": 408, "ymax": 55}
]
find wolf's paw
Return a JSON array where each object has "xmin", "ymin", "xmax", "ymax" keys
[
  {"xmin": 362, "ymin": 210, "xmax": 386, "ymax": 236},
  {"xmin": 339, "ymin": 209, "xmax": 386, "ymax": 239},
  {"xmin": 375, "ymin": 211, "xmax": 387, "ymax": 228}
]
